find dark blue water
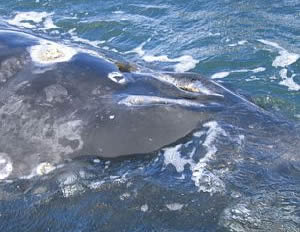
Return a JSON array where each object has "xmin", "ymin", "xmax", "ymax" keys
[{"xmin": 0, "ymin": 0, "xmax": 300, "ymax": 231}]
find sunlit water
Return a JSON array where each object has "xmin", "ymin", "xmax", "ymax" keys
[{"xmin": 0, "ymin": 0, "xmax": 300, "ymax": 231}]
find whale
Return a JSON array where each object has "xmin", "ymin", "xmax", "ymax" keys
[
  {"xmin": 0, "ymin": 28, "xmax": 283, "ymax": 180},
  {"xmin": 1, "ymin": 28, "xmax": 300, "ymax": 232}
]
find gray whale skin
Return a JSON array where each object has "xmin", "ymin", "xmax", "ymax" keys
[{"xmin": 0, "ymin": 29, "xmax": 264, "ymax": 179}]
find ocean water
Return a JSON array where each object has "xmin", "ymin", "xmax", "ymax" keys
[{"xmin": 0, "ymin": 0, "xmax": 300, "ymax": 231}]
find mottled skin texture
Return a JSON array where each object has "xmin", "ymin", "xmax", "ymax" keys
[{"xmin": 0, "ymin": 29, "xmax": 263, "ymax": 179}]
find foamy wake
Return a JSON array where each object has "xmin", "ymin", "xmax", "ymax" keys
[
  {"xmin": 8, "ymin": 11, "xmax": 58, "ymax": 30},
  {"xmin": 143, "ymin": 54, "xmax": 199, "ymax": 72},
  {"xmin": 258, "ymin": 39, "xmax": 300, "ymax": 91},
  {"xmin": 258, "ymin": 39, "xmax": 300, "ymax": 68},
  {"xmin": 68, "ymin": 28, "xmax": 105, "ymax": 48},
  {"xmin": 228, "ymin": 40, "xmax": 248, "ymax": 47},
  {"xmin": 279, "ymin": 69, "xmax": 300, "ymax": 91},
  {"xmin": 126, "ymin": 40, "xmax": 199, "ymax": 72},
  {"xmin": 211, "ymin": 67, "xmax": 266, "ymax": 79},
  {"xmin": 7, "ymin": 12, "xmax": 107, "ymax": 53},
  {"xmin": 163, "ymin": 121, "xmax": 227, "ymax": 194}
]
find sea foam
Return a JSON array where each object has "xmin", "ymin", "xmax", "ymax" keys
[
  {"xmin": 258, "ymin": 39, "xmax": 300, "ymax": 67},
  {"xmin": 211, "ymin": 67, "xmax": 266, "ymax": 79},
  {"xmin": 8, "ymin": 12, "xmax": 56, "ymax": 30},
  {"xmin": 126, "ymin": 40, "xmax": 199, "ymax": 72},
  {"xmin": 279, "ymin": 69, "xmax": 300, "ymax": 91},
  {"xmin": 163, "ymin": 121, "xmax": 227, "ymax": 194}
]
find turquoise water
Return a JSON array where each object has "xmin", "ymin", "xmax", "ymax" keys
[{"xmin": 0, "ymin": 0, "xmax": 300, "ymax": 231}]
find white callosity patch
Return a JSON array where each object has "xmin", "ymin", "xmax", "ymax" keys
[
  {"xmin": 279, "ymin": 68, "xmax": 300, "ymax": 91},
  {"xmin": 155, "ymin": 74, "xmax": 223, "ymax": 97},
  {"xmin": 190, "ymin": 81, "xmax": 223, "ymax": 96},
  {"xmin": 29, "ymin": 35, "xmax": 109, "ymax": 66},
  {"xmin": 258, "ymin": 39, "xmax": 300, "ymax": 68},
  {"xmin": 36, "ymin": 162, "xmax": 56, "ymax": 175},
  {"xmin": 163, "ymin": 121, "xmax": 227, "ymax": 194},
  {"xmin": 8, "ymin": 12, "xmax": 57, "ymax": 30},
  {"xmin": 119, "ymin": 95, "xmax": 205, "ymax": 108},
  {"xmin": 0, "ymin": 153, "xmax": 13, "ymax": 180},
  {"xmin": 29, "ymin": 41, "xmax": 77, "ymax": 65}
]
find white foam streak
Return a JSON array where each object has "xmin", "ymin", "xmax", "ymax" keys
[
  {"xmin": 43, "ymin": 17, "xmax": 58, "ymax": 29},
  {"xmin": 191, "ymin": 121, "xmax": 226, "ymax": 193},
  {"xmin": 211, "ymin": 72, "xmax": 230, "ymax": 79},
  {"xmin": 125, "ymin": 40, "xmax": 198, "ymax": 72},
  {"xmin": 69, "ymin": 29, "xmax": 105, "ymax": 48},
  {"xmin": 211, "ymin": 67, "xmax": 266, "ymax": 79},
  {"xmin": 124, "ymin": 39, "xmax": 151, "ymax": 56},
  {"xmin": 279, "ymin": 69, "xmax": 300, "ymax": 91},
  {"xmin": 258, "ymin": 39, "xmax": 283, "ymax": 50},
  {"xmin": 228, "ymin": 40, "xmax": 248, "ymax": 47},
  {"xmin": 273, "ymin": 50, "xmax": 299, "ymax": 68},
  {"xmin": 258, "ymin": 39, "xmax": 299, "ymax": 67},
  {"xmin": 163, "ymin": 121, "xmax": 227, "ymax": 194},
  {"xmin": 129, "ymin": 41, "xmax": 147, "ymax": 56},
  {"xmin": 252, "ymin": 67, "xmax": 266, "ymax": 73},
  {"xmin": 143, "ymin": 54, "xmax": 199, "ymax": 72},
  {"xmin": 163, "ymin": 144, "xmax": 192, "ymax": 173},
  {"xmin": 8, "ymin": 12, "xmax": 57, "ymax": 30}
]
